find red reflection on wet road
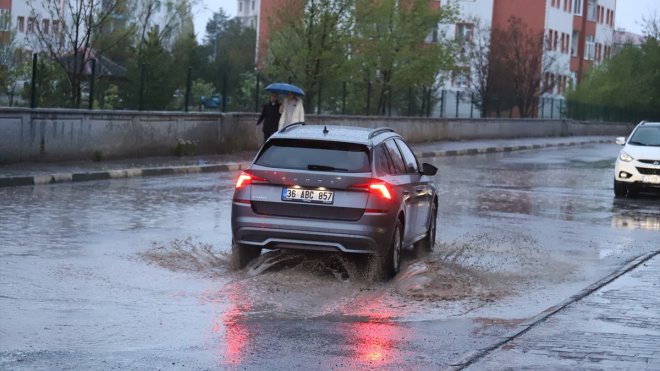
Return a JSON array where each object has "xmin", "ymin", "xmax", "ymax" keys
[
  {"xmin": 352, "ymin": 320, "xmax": 402, "ymax": 363},
  {"xmin": 211, "ymin": 283, "xmax": 252, "ymax": 365},
  {"xmin": 339, "ymin": 293, "xmax": 408, "ymax": 366}
]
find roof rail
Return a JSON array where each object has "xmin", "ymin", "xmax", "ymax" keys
[
  {"xmin": 279, "ymin": 122, "xmax": 305, "ymax": 133},
  {"xmin": 368, "ymin": 127, "xmax": 395, "ymax": 139}
]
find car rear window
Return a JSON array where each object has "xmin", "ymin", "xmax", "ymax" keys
[{"xmin": 255, "ymin": 139, "xmax": 371, "ymax": 172}]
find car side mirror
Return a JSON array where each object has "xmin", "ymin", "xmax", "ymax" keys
[
  {"xmin": 421, "ymin": 163, "xmax": 438, "ymax": 176},
  {"xmin": 615, "ymin": 137, "xmax": 626, "ymax": 145}
]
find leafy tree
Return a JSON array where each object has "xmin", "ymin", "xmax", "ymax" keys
[
  {"xmin": 351, "ymin": 0, "xmax": 456, "ymax": 114},
  {"xmin": 264, "ymin": 0, "xmax": 354, "ymax": 111},
  {"xmin": 190, "ymin": 78, "xmax": 216, "ymax": 108},
  {"xmin": 121, "ymin": 27, "xmax": 176, "ymax": 110},
  {"xmin": 21, "ymin": 57, "xmax": 72, "ymax": 108},
  {"xmin": 487, "ymin": 17, "xmax": 558, "ymax": 118},
  {"xmin": 201, "ymin": 10, "xmax": 256, "ymax": 111},
  {"xmin": 568, "ymin": 37, "xmax": 660, "ymax": 120},
  {"xmin": 1, "ymin": 17, "xmax": 32, "ymax": 106}
]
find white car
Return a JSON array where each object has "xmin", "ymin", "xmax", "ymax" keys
[{"xmin": 614, "ymin": 121, "xmax": 660, "ymax": 197}]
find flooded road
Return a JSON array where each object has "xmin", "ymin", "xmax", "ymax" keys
[{"xmin": 1, "ymin": 143, "xmax": 658, "ymax": 369}]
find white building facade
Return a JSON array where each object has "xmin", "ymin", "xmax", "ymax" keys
[{"xmin": 438, "ymin": 0, "xmax": 616, "ymax": 118}]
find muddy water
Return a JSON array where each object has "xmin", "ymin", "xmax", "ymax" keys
[
  {"xmin": 2, "ymin": 144, "xmax": 659, "ymax": 369},
  {"xmin": 138, "ymin": 230, "xmax": 566, "ymax": 324}
]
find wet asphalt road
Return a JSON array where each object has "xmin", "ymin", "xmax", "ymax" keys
[{"xmin": 1, "ymin": 143, "xmax": 659, "ymax": 370}]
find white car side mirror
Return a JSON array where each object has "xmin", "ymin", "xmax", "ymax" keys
[{"xmin": 615, "ymin": 137, "xmax": 626, "ymax": 145}]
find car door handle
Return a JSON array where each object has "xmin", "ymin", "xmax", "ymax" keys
[
  {"xmin": 415, "ymin": 187, "xmax": 425, "ymax": 193},
  {"xmin": 403, "ymin": 191, "xmax": 410, "ymax": 197}
]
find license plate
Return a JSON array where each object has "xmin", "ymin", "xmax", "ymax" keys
[
  {"xmin": 282, "ymin": 187, "xmax": 334, "ymax": 204},
  {"xmin": 642, "ymin": 175, "xmax": 660, "ymax": 184}
]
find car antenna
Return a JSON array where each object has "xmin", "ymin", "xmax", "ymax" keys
[{"xmin": 323, "ymin": 126, "xmax": 329, "ymax": 135}]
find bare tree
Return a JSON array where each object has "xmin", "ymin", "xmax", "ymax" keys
[
  {"xmin": 27, "ymin": 0, "xmax": 126, "ymax": 107},
  {"xmin": 134, "ymin": 0, "xmax": 198, "ymax": 54},
  {"xmin": 487, "ymin": 17, "xmax": 559, "ymax": 118},
  {"xmin": 641, "ymin": 10, "xmax": 660, "ymax": 40},
  {"xmin": 457, "ymin": 18, "xmax": 491, "ymax": 117}
]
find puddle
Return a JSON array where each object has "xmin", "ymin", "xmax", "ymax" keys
[{"xmin": 140, "ymin": 231, "xmax": 575, "ymax": 321}]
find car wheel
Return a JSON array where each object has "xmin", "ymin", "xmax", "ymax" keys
[
  {"xmin": 415, "ymin": 203, "xmax": 437, "ymax": 255},
  {"xmin": 231, "ymin": 240, "xmax": 262, "ymax": 270},
  {"xmin": 613, "ymin": 179, "xmax": 627, "ymax": 198},
  {"xmin": 385, "ymin": 220, "xmax": 403, "ymax": 277},
  {"xmin": 365, "ymin": 219, "xmax": 402, "ymax": 281}
]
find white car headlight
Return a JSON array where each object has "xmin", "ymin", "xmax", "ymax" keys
[{"xmin": 619, "ymin": 150, "xmax": 633, "ymax": 162}]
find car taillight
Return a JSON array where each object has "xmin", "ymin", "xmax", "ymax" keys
[
  {"xmin": 351, "ymin": 180, "xmax": 392, "ymax": 200},
  {"xmin": 369, "ymin": 183, "xmax": 392, "ymax": 199},
  {"xmin": 235, "ymin": 171, "xmax": 268, "ymax": 189}
]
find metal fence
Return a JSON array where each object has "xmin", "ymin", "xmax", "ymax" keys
[{"xmin": 4, "ymin": 53, "xmax": 655, "ymax": 123}]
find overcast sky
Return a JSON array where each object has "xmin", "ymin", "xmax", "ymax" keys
[{"xmin": 192, "ymin": 0, "xmax": 660, "ymax": 42}]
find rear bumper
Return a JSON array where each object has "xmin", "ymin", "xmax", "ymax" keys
[{"xmin": 231, "ymin": 203, "xmax": 395, "ymax": 255}]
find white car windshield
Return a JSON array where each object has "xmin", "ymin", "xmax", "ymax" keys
[{"xmin": 628, "ymin": 126, "xmax": 660, "ymax": 147}]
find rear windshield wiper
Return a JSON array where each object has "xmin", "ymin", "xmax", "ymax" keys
[{"xmin": 307, "ymin": 164, "xmax": 349, "ymax": 172}]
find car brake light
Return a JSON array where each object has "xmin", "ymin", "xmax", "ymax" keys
[
  {"xmin": 369, "ymin": 183, "xmax": 392, "ymax": 199},
  {"xmin": 235, "ymin": 172, "xmax": 268, "ymax": 189},
  {"xmin": 351, "ymin": 180, "xmax": 392, "ymax": 200}
]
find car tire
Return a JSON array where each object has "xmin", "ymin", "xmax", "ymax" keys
[
  {"xmin": 415, "ymin": 203, "xmax": 437, "ymax": 255},
  {"xmin": 231, "ymin": 240, "xmax": 262, "ymax": 270},
  {"xmin": 384, "ymin": 220, "xmax": 403, "ymax": 278},
  {"xmin": 613, "ymin": 179, "xmax": 628, "ymax": 198},
  {"xmin": 365, "ymin": 220, "xmax": 403, "ymax": 281}
]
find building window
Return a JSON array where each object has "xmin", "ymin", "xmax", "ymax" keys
[
  {"xmin": 587, "ymin": 0, "xmax": 596, "ymax": 21},
  {"xmin": 43, "ymin": 19, "xmax": 50, "ymax": 34},
  {"xmin": 52, "ymin": 20, "xmax": 59, "ymax": 35},
  {"xmin": 573, "ymin": 0, "xmax": 582, "ymax": 15},
  {"xmin": 571, "ymin": 31, "xmax": 579, "ymax": 56},
  {"xmin": 252, "ymin": 1, "xmax": 255, "ymax": 10},
  {"xmin": 455, "ymin": 23, "xmax": 474, "ymax": 44},
  {"xmin": 0, "ymin": 9, "xmax": 9, "ymax": 31},
  {"xmin": 27, "ymin": 17, "xmax": 35, "ymax": 33},
  {"xmin": 554, "ymin": 30, "xmax": 559, "ymax": 51},
  {"xmin": 585, "ymin": 35, "xmax": 595, "ymax": 60},
  {"xmin": 17, "ymin": 16, "xmax": 24, "ymax": 32},
  {"xmin": 239, "ymin": 1, "xmax": 243, "ymax": 12},
  {"xmin": 0, "ymin": 10, "xmax": 7, "ymax": 31}
]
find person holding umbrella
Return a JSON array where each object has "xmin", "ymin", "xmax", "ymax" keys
[
  {"xmin": 265, "ymin": 83, "xmax": 305, "ymax": 129},
  {"xmin": 256, "ymin": 92, "xmax": 281, "ymax": 143},
  {"xmin": 278, "ymin": 92, "xmax": 305, "ymax": 129}
]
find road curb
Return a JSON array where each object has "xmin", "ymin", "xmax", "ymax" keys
[
  {"xmin": 416, "ymin": 138, "xmax": 611, "ymax": 159},
  {"xmin": 0, "ymin": 139, "xmax": 611, "ymax": 188},
  {"xmin": 450, "ymin": 249, "xmax": 660, "ymax": 370}
]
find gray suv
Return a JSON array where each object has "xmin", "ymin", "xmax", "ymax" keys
[{"xmin": 231, "ymin": 124, "xmax": 438, "ymax": 278}]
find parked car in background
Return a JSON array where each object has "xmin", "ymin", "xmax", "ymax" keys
[
  {"xmin": 230, "ymin": 124, "xmax": 438, "ymax": 279},
  {"xmin": 614, "ymin": 121, "xmax": 660, "ymax": 197}
]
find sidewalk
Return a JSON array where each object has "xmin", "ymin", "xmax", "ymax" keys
[
  {"xmin": 460, "ymin": 251, "xmax": 660, "ymax": 370},
  {"xmin": 0, "ymin": 136, "xmax": 613, "ymax": 187}
]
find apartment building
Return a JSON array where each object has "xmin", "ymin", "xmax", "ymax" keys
[
  {"xmin": 437, "ymin": 0, "xmax": 616, "ymax": 118},
  {"xmin": 444, "ymin": 0, "xmax": 616, "ymax": 98},
  {"xmin": 7, "ymin": 0, "xmax": 67, "ymax": 51},
  {"xmin": 238, "ymin": 0, "xmax": 259, "ymax": 28}
]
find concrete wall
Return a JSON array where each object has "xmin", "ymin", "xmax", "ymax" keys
[{"xmin": 0, "ymin": 108, "xmax": 634, "ymax": 163}]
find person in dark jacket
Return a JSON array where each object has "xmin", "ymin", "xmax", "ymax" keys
[{"xmin": 256, "ymin": 93, "xmax": 281, "ymax": 143}]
